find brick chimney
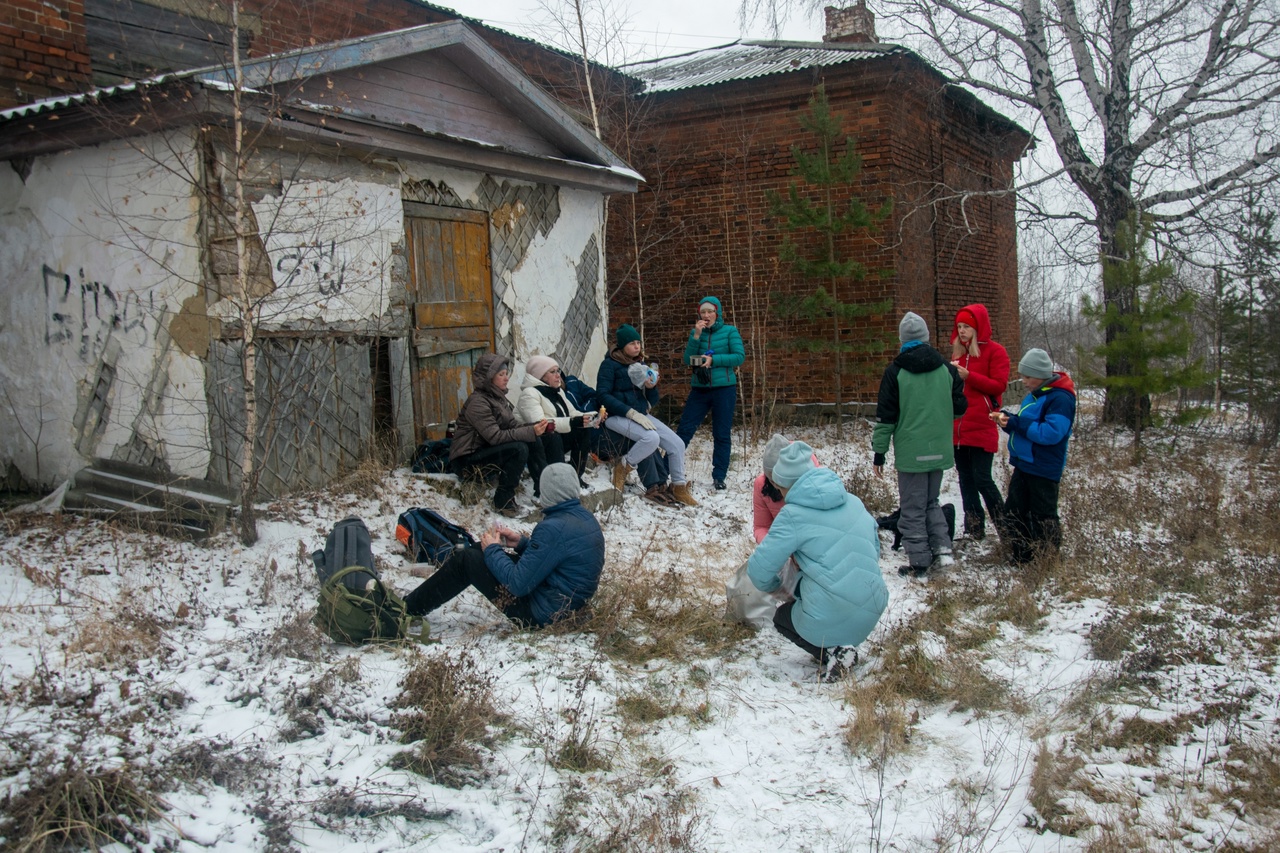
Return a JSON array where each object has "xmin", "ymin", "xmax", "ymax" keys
[{"xmin": 823, "ymin": 2, "xmax": 878, "ymax": 44}]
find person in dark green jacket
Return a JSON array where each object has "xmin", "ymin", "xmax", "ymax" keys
[
  {"xmin": 872, "ymin": 312, "xmax": 967, "ymax": 578},
  {"xmin": 675, "ymin": 296, "xmax": 745, "ymax": 490}
]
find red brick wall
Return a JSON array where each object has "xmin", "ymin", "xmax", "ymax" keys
[
  {"xmin": 0, "ymin": 0, "xmax": 90, "ymax": 108},
  {"xmin": 604, "ymin": 55, "xmax": 1024, "ymax": 407},
  {"xmin": 0, "ymin": 0, "xmax": 625, "ymax": 117}
]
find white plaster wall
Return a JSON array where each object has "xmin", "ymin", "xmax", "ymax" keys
[
  {"xmin": 0, "ymin": 133, "xmax": 207, "ymax": 487},
  {"xmin": 505, "ymin": 186, "xmax": 608, "ymax": 382},
  {"xmin": 225, "ymin": 177, "xmax": 402, "ymax": 326}
]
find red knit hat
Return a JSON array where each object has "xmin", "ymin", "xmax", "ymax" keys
[{"xmin": 955, "ymin": 308, "xmax": 978, "ymax": 329}]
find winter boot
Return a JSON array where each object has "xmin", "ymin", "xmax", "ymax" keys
[
  {"xmin": 612, "ymin": 462, "xmax": 633, "ymax": 491},
  {"xmin": 820, "ymin": 647, "xmax": 859, "ymax": 682},
  {"xmin": 963, "ymin": 517, "xmax": 986, "ymax": 541},
  {"xmin": 669, "ymin": 482, "xmax": 699, "ymax": 507},
  {"xmin": 642, "ymin": 484, "xmax": 678, "ymax": 506}
]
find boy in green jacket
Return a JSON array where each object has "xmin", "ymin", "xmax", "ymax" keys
[{"xmin": 872, "ymin": 312, "xmax": 967, "ymax": 578}]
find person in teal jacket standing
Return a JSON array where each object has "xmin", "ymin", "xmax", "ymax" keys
[
  {"xmin": 748, "ymin": 441, "xmax": 888, "ymax": 681},
  {"xmin": 676, "ymin": 295, "xmax": 745, "ymax": 490}
]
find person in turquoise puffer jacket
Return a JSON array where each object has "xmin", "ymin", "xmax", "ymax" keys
[
  {"xmin": 676, "ymin": 295, "xmax": 745, "ymax": 490},
  {"xmin": 747, "ymin": 441, "xmax": 887, "ymax": 681}
]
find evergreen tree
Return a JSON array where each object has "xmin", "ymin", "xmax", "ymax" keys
[
  {"xmin": 1221, "ymin": 203, "xmax": 1280, "ymax": 444},
  {"xmin": 767, "ymin": 84, "xmax": 892, "ymax": 437},
  {"xmin": 1082, "ymin": 215, "xmax": 1207, "ymax": 447}
]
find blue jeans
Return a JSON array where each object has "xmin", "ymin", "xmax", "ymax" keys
[{"xmin": 676, "ymin": 385, "xmax": 737, "ymax": 482}]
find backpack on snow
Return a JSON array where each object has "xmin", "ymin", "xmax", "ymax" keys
[
  {"xmin": 312, "ymin": 517, "xmax": 426, "ymax": 644},
  {"xmin": 876, "ymin": 503, "xmax": 956, "ymax": 551},
  {"xmin": 395, "ymin": 507, "xmax": 478, "ymax": 566},
  {"xmin": 410, "ymin": 438, "xmax": 452, "ymax": 474}
]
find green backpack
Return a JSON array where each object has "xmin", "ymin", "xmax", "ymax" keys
[{"xmin": 314, "ymin": 565, "xmax": 427, "ymax": 645}]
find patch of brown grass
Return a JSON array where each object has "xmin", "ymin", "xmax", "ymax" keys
[
  {"xmin": 389, "ymin": 648, "xmax": 504, "ymax": 787},
  {"xmin": 1027, "ymin": 742, "xmax": 1089, "ymax": 836},
  {"xmin": 0, "ymin": 756, "xmax": 167, "ymax": 853},
  {"xmin": 66, "ymin": 605, "xmax": 170, "ymax": 667},
  {"xmin": 841, "ymin": 680, "xmax": 913, "ymax": 761},
  {"xmin": 583, "ymin": 568, "xmax": 755, "ymax": 665}
]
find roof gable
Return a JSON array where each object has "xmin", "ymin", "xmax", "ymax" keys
[{"xmin": 1, "ymin": 20, "xmax": 639, "ymax": 192}]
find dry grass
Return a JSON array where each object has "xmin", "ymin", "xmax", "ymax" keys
[
  {"xmin": 0, "ymin": 756, "xmax": 167, "ymax": 853},
  {"xmin": 841, "ymin": 679, "xmax": 913, "ymax": 761},
  {"xmin": 66, "ymin": 604, "xmax": 170, "ymax": 666},
  {"xmin": 1027, "ymin": 743, "xmax": 1089, "ymax": 836},
  {"xmin": 389, "ymin": 648, "xmax": 505, "ymax": 787},
  {"xmin": 581, "ymin": 566, "xmax": 755, "ymax": 665},
  {"xmin": 585, "ymin": 790, "xmax": 704, "ymax": 853}
]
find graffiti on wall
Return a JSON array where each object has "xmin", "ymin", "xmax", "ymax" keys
[
  {"xmin": 274, "ymin": 240, "xmax": 346, "ymax": 296},
  {"xmin": 43, "ymin": 264, "xmax": 155, "ymax": 359}
]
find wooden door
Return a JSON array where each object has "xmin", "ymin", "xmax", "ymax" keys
[{"xmin": 403, "ymin": 202, "xmax": 494, "ymax": 442}]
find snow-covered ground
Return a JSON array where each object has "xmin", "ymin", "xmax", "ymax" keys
[{"xmin": 2, "ymin": 419, "xmax": 1277, "ymax": 851}]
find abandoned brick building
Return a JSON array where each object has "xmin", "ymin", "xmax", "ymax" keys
[
  {"xmin": 609, "ymin": 4, "xmax": 1030, "ymax": 411},
  {"xmin": 2, "ymin": 0, "xmax": 1026, "ymax": 426}
]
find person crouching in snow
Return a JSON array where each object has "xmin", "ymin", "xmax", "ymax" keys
[
  {"xmin": 747, "ymin": 441, "xmax": 888, "ymax": 681},
  {"xmin": 989, "ymin": 348, "xmax": 1076, "ymax": 566},
  {"xmin": 403, "ymin": 464, "xmax": 605, "ymax": 627}
]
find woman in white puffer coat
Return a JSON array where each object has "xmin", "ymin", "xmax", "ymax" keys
[{"xmin": 518, "ymin": 355, "xmax": 598, "ymax": 491}]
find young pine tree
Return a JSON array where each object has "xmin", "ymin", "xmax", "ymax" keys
[
  {"xmin": 1082, "ymin": 215, "xmax": 1206, "ymax": 448},
  {"xmin": 767, "ymin": 84, "xmax": 892, "ymax": 437}
]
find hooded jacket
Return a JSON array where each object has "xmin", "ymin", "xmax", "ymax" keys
[
  {"xmin": 482, "ymin": 498, "xmax": 605, "ymax": 626},
  {"xmin": 449, "ymin": 353, "xmax": 537, "ymax": 461},
  {"xmin": 682, "ymin": 296, "xmax": 745, "ymax": 388},
  {"xmin": 948, "ymin": 304, "xmax": 1011, "ymax": 453},
  {"xmin": 871, "ymin": 344, "xmax": 967, "ymax": 472},
  {"xmin": 1000, "ymin": 372, "xmax": 1077, "ymax": 481},
  {"xmin": 747, "ymin": 466, "xmax": 888, "ymax": 648}
]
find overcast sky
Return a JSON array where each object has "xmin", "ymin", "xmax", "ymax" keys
[{"xmin": 435, "ymin": 0, "xmax": 823, "ymax": 63}]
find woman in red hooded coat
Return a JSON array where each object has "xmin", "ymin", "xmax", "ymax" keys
[{"xmin": 949, "ymin": 304, "xmax": 1010, "ymax": 540}]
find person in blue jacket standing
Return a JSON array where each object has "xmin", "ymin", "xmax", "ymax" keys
[
  {"xmin": 404, "ymin": 464, "xmax": 605, "ymax": 627},
  {"xmin": 747, "ymin": 441, "xmax": 888, "ymax": 681},
  {"xmin": 990, "ymin": 348, "xmax": 1077, "ymax": 565},
  {"xmin": 676, "ymin": 296, "xmax": 745, "ymax": 490}
]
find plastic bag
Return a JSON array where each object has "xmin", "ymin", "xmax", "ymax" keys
[{"xmin": 724, "ymin": 558, "xmax": 798, "ymax": 629}]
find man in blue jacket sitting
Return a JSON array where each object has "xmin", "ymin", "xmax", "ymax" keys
[{"xmin": 404, "ymin": 464, "xmax": 605, "ymax": 627}]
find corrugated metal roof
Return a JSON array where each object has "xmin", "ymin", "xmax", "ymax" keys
[{"xmin": 622, "ymin": 40, "xmax": 904, "ymax": 94}]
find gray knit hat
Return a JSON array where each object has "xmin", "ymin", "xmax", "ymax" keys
[
  {"xmin": 1018, "ymin": 348, "xmax": 1055, "ymax": 380},
  {"xmin": 539, "ymin": 463, "xmax": 579, "ymax": 508},
  {"xmin": 771, "ymin": 441, "xmax": 816, "ymax": 489},
  {"xmin": 899, "ymin": 311, "xmax": 929, "ymax": 343},
  {"xmin": 762, "ymin": 434, "xmax": 790, "ymax": 478}
]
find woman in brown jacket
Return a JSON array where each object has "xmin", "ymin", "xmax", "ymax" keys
[{"xmin": 449, "ymin": 353, "xmax": 550, "ymax": 515}]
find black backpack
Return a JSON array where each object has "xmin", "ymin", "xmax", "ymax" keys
[
  {"xmin": 395, "ymin": 507, "xmax": 478, "ymax": 565},
  {"xmin": 410, "ymin": 438, "xmax": 452, "ymax": 474},
  {"xmin": 876, "ymin": 503, "xmax": 956, "ymax": 551},
  {"xmin": 312, "ymin": 517, "xmax": 425, "ymax": 644}
]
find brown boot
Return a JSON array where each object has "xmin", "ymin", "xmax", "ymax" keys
[
  {"xmin": 612, "ymin": 462, "xmax": 633, "ymax": 491},
  {"xmin": 670, "ymin": 482, "xmax": 698, "ymax": 507},
  {"xmin": 642, "ymin": 484, "xmax": 676, "ymax": 506}
]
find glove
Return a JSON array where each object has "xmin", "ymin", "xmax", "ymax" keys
[
  {"xmin": 626, "ymin": 410, "xmax": 656, "ymax": 431},
  {"xmin": 873, "ymin": 452, "xmax": 886, "ymax": 467},
  {"xmin": 570, "ymin": 415, "xmax": 585, "ymax": 429}
]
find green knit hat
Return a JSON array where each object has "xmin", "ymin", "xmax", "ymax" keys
[{"xmin": 616, "ymin": 324, "xmax": 641, "ymax": 348}]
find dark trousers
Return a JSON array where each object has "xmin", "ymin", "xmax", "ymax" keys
[
  {"xmin": 676, "ymin": 385, "xmax": 737, "ymax": 482},
  {"xmin": 773, "ymin": 599, "xmax": 835, "ymax": 663},
  {"xmin": 954, "ymin": 445, "xmax": 1004, "ymax": 534},
  {"xmin": 528, "ymin": 428, "xmax": 590, "ymax": 492},
  {"xmin": 403, "ymin": 545, "xmax": 537, "ymax": 627},
  {"xmin": 451, "ymin": 442, "xmax": 529, "ymax": 510},
  {"xmin": 1003, "ymin": 468, "xmax": 1062, "ymax": 564}
]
